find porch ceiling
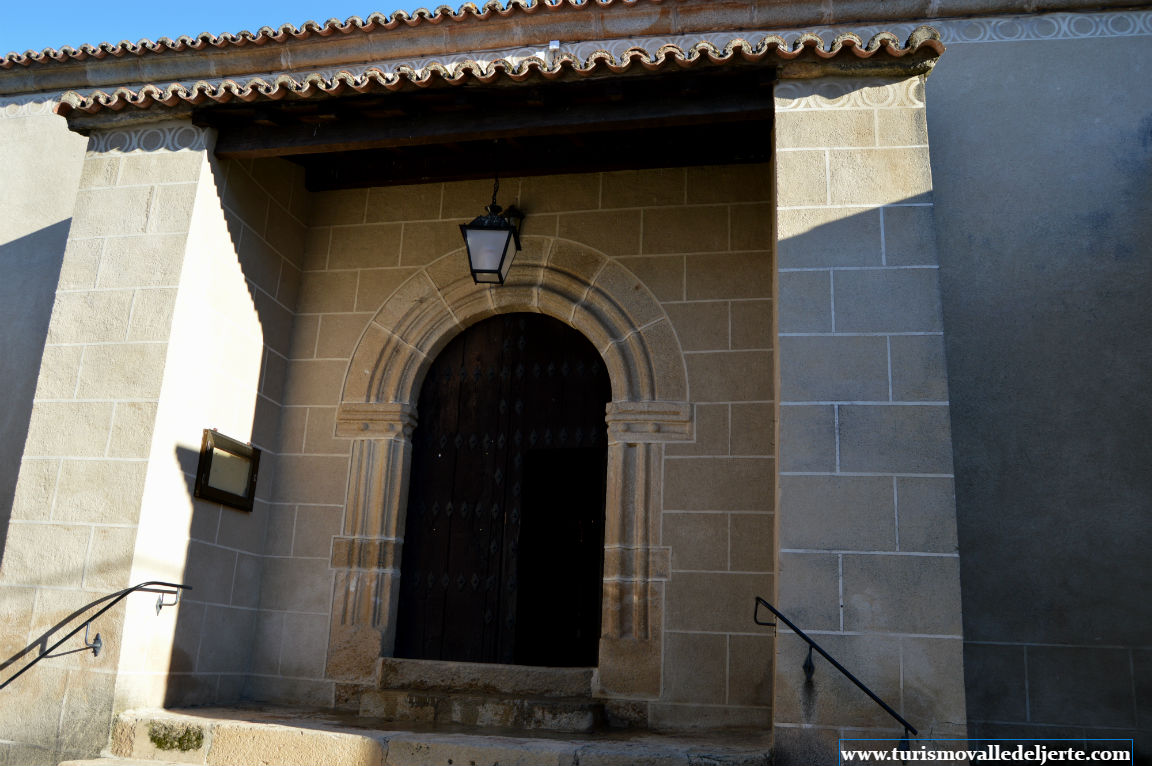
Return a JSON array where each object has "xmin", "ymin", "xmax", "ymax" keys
[{"xmin": 196, "ymin": 65, "xmax": 776, "ymax": 190}]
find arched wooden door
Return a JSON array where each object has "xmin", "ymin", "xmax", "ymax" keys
[{"xmin": 395, "ymin": 313, "xmax": 610, "ymax": 666}]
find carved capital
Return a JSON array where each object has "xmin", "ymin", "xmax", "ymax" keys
[
  {"xmin": 605, "ymin": 401, "xmax": 692, "ymax": 443},
  {"xmin": 331, "ymin": 536, "xmax": 402, "ymax": 573},
  {"xmin": 335, "ymin": 402, "xmax": 418, "ymax": 439}
]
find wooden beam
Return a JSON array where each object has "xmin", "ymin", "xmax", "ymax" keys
[
  {"xmin": 291, "ymin": 119, "xmax": 774, "ymax": 191},
  {"xmin": 199, "ymin": 68, "xmax": 776, "ymax": 160}
]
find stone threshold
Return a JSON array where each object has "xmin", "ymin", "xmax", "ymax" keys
[{"xmin": 374, "ymin": 657, "xmax": 595, "ymax": 698}]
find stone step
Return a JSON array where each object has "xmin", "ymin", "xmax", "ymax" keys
[
  {"xmin": 375, "ymin": 657, "xmax": 594, "ymax": 698},
  {"xmin": 88, "ymin": 706, "xmax": 772, "ymax": 766},
  {"xmin": 359, "ymin": 688, "xmax": 603, "ymax": 732},
  {"xmin": 60, "ymin": 760, "xmax": 189, "ymax": 766}
]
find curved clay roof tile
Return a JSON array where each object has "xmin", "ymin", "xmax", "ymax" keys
[{"xmin": 53, "ymin": 26, "xmax": 944, "ymax": 117}]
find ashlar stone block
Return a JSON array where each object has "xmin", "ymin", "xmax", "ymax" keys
[
  {"xmin": 53, "ymin": 459, "xmax": 148, "ymax": 524},
  {"xmin": 296, "ymin": 270, "xmax": 358, "ymax": 315},
  {"xmin": 729, "ymin": 633, "xmax": 774, "ymax": 706},
  {"xmin": 126, "ymin": 289, "xmax": 177, "ymax": 342},
  {"xmin": 74, "ymin": 342, "xmax": 168, "ymax": 399},
  {"xmin": 664, "ymin": 457, "xmax": 774, "ymax": 511},
  {"xmin": 663, "ymin": 632, "xmax": 726, "ymax": 704},
  {"xmin": 71, "ymin": 186, "xmax": 154, "ymax": 238},
  {"xmin": 663, "ymin": 512, "xmax": 728, "ymax": 571},
  {"xmin": 882, "ymin": 205, "xmax": 938, "ymax": 267},
  {"xmin": 10, "ymin": 459, "xmax": 58, "ymax": 521},
  {"xmin": 837, "ymin": 404, "xmax": 954, "ymax": 474},
  {"xmin": 841, "ymin": 553, "xmax": 962, "ymax": 634},
  {"xmin": 895, "ymin": 479, "xmax": 958, "ymax": 556},
  {"xmin": 329, "ymin": 224, "xmax": 402, "ymax": 270},
  {"xmin": 366, "ymin": 182, "xmax": 443, "ymax": 223},
  {"xmin": 46, "ymin": 290, "xmax": 133, "ymax": 344},
  {"xmin": 602, "ymin": 167, "xmax": 686, "ymax": 208},
  {"xmin": 777, "ymin": 552, "xmax": 840, "ymax": 631},
  {"xmin": 776, "ymin": 109, "xmax": 876, "ymax": 149},
  {"xmin": 356, "ymin": 267, "xmax": 419, "ymax": 314},
  {"xmin": 830, "ymin": 148, "xmax": 933, "ymax": 206},
  {"xmin": 666, "ymin": 571, "xmax": 773, "ymax": 632},
  {"xmin": 730, "ymin": 402, "xmax": 775, "ymax": 457},
  {"xmin": 777, "ymin": 206, "xmax": 882, "ymax": 269},
  {"xmin": 33, "ymin": 345, "xmax": 83, "ymax": 399},
  {"xmin": 780, "ymin": 335, "xmax": 889, "ymax": 402},
  {"xmin": 777, "ymin": 270, "xmax": 832, "ymax": 334},
  {"xmin": 24, "ymin": 401, "xmax": 114, "ymax": 458},
  {"xmin": 685, "ymin": 350, "xmax": 772, "ymax": 403},
  {"xmin": 833, "ymin": 268, "xmax": 943, "ymax": 333},
  {"xmin": 778, "ymin": 405, "xmax": 835, "ymax": 472},
  {"xmin": 84, "ymin": 526, "xmax": 136, "ymax": 591},
  {"xmin": 889, "ymin": 334, "xmax": 949, "ymax": 401},
  {"xmin": 613, "ymin": 255, "xmax": 684, "ymax": 302},
  {"xmin": 0, "ymin": 523, "xmax": 91, "ymax": 588},
  {"xmin": 400, "ymin": 220, "xmax": 463, "ymax": 266},
  {"xmin": 309, "ymin": 188, "xmax": 367, "ymax": 226},
  {"xmin": 685, "ymin": 251, "xmax": 773, "ymax": 301},
  {"xmin": 642, "ymin": 205, "xmax": 729, "ymax": 255},
  {"xmin": 731, "ymin": 299, "xmax": 773, "ymax": 350},
  {"xmin": 557, "ymin": 209, "xmax": 642, "ymax": 257},
  {"xmin": 780, "ymin": 475, "xmax": 896, "ymax": 551},
  {"xmin": 775, "ymin": 150, "xmax": 828, "ymax": 207},
  {"xmin": 687, "ymin": 163, "xmax": 772, "ymax": 204},
  {"xmin": 729, "ymin": 513, "xmax": 774, "ymax": 573},
  {"xmin": 519, "ymin": 172, "xmax": 600, "ymax": 214},
  {"xmin": 775, "ymin": 632, "xmax": 901, "ymax": 728}
]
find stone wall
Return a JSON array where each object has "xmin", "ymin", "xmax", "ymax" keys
[
  {"xmin": 152, "ymin": 154, "xmax": 306, "ymax": 708},
  {"xmin": 0, "ymin": 123, "xmax": 305, "ymax": 763},
  {"xmin": 249, "ymin": 166, "xmax": 778, "ymax": 728},
  {"xmin": 772, "ymin": 76, "xmax": 966, "ymax": 762}
]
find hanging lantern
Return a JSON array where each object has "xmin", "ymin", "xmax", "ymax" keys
[{"xmin": 460, "ymin": 178, "xmax": 523, "ymax": 285}]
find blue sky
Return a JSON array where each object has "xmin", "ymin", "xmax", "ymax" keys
[{"xmin": 0, "ymin": 0, "xmax": 460, "ymax": 57}]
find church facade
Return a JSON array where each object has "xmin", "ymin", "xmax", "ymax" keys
[{"xmin": 0, "ymin": 1, "xmax": 1148, "ymax": 764}]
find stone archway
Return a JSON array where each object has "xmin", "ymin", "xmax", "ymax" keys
[{"xmin": 327, "ymin": 236, "xmax": 692, "ymax": 702}]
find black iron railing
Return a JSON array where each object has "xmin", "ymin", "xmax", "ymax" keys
[
  {"xmin": 754, "ymin": 596, "xmax": 917, "ymax": 743},
  {"xmin": 0, "ymin": 581, "xmax": 191, "ymax": 691}
]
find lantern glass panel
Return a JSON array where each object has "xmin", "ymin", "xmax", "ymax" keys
[{"xmin": 467, "ymin": 228, "xmax": 513, "ymax": 273}]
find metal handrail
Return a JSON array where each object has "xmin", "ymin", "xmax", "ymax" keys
[
  {"xmin": 0, "ymin": 581, "xmax": 191, "ymax": 691},
  {"xmin": 754, "ymin": 596, "xmax": 917, "ymax": 742}
]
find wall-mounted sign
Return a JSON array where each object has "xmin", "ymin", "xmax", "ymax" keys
[{"xmin": 193, "ymin": 429, "xmax": 260, "ymax": 512}]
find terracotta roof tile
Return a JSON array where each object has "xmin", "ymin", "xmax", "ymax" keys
[{"xmin": 54, "ymin": 27, "xmax": 943, "ymax": 117}]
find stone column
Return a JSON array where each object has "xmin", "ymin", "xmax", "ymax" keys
[
  {"xmin": 773, "ymin": 76, "xmax": 966, "ymax": 759},
  {"xmin": 328, "ymin": 404, "xmax": 416, "ymax": 683},
  {"xmin": 0, "ymin": 119, "xmax": 222, "ymax": 762},
  {"xmin": 595, "ymin": 402, "xmax": 685, "ymax": 702}
]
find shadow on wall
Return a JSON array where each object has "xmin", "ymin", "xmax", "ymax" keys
[
  {"xmin": 162, "ymin": 155, "xmax": 306, "ymax": 707},
  {"xmin": 0, "ymin": 219, "xmax": 71, "ymax": 569}
]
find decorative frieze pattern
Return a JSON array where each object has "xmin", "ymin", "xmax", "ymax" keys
[
  {"xmin": 775, "ymin": 77, "xmax": 925, "ymax": 110},
  {"xmin": 87, "ymin": 123, "xmax": 206, "ymax": 153},
  {"xmin": 0, "ymin": 94, "xmax": 57, "ymax": 118},
  {"xmin": 799, "ymin": 9, "xmax": 1152, "ymax": 46}
]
